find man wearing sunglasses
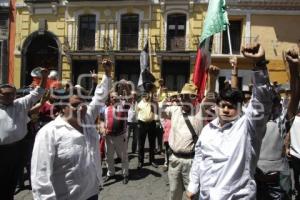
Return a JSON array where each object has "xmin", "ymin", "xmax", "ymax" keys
[
  {"xmin": 187, "ymin": 44, "xmax": 273, "ymax": 200},
  {"xmin": 31, "ymin": 60, "xmax": 112, "ymax": 200}
]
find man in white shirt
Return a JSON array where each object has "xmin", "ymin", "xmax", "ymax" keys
[
  {"xmin": 162, "ymin": 66, "xmax": 219, "ymax": 200},
  {"xmin": 127, "ymin": 90, "xmax": 138, "ymax": 154},
  {"xmin": 187, "ymin": 44, "xmax": 273, "ymax": 200},
  {"xmin": 0, "ymin": 68, "xmax": 48, "ymax": 200},
  {"xmin": 31, "ymin": 60, "xmax": 112, "ymax": 200}
]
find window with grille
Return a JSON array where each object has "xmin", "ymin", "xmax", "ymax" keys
[
  {"xmin": 78, "ymin": 15, "xmax": 96, "ymax": 50},
  {"xmin": 167, "ymin": 13, "xmax": 186, "ymax": 51},
  {"xmin": 222, "ymin": 20, "xmax": 242, "ymax": 54},
  {"xmin": 120, "ymin": 14, "xmax": 139, "ymax": 50}
]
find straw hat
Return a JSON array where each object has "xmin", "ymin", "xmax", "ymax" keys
[
  {"xmin": 168, "ymin": 91, "xmax": 178, "ymax": 98},
  {"xmin": 180, "ymin": 83, "xmax": 198, "ymax": 96}
]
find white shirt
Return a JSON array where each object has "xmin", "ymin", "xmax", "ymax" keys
[
  {"xmin": 188, "ymin": 70, "xmax": 272, "ymax": 200},
  {"xmin": 0, "ymin": 87, "xmax": 45, "ymax": 145},
  {"xmin": 127, "ymin": 101, "xmax": 137, "ymax": 123},
  {"xmin": 164, "ymin": 105, "xmax": 203, "ymax": 153},
  {"xmin": 290, "ymin": 115, "xmax": 300, "ymax": 159},
  {"xmin": 31, "ymin": 75, "xmax": 111, "ymax": 200}
]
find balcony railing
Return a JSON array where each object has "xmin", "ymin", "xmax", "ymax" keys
[
  {"xmin": 167, "ymin": 36, "xmax": 186, "ymax": 51},
  {"xmin": 78, "ymin": 36, "xmax": 95, "ymax": 51},
  {"xmin": 212, "ymin": 36, "xmax": 259, "ymax": 55},
  {"xmin": 120, "ymin": 34, "xmax": 139, "ymax": 51},
  {"xmin": 64, "ymin": 34, "xmax": 200, "ymax": 52},
  {"xmin": 151, "ymin": 34, "xmax": 199, "ymax": 52},
  {"xmin": 65, "ymin": 35, "xmax": 116, "ymax": 51}
]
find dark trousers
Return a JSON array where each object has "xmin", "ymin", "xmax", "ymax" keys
[
  {"xmin": 138, "ymin": 120, "xmax": 156, "ymax": 164},
  {"xmin": 291, "ymin": 156, "xmax": 300, "ymax": 199},
  {"xmin": 155, "ymin": 121, "xmax": 163, "ymax": 152},
  {"xmin": 17, "ymin": 137, "xmax": 35, "ymax": 188},
  {"xmin": 87, "ymin": 194, "xmax": 98, "ymax": 200},
  {"xmin": 0, "ymin": 142, "xmax": 20, "ymax": 200},
  {"xmin": 127, "ymin": 122, "xmax": 138, "ymax": 153},
  {"xmin": 164, "ymin": 142, "xmax": 170, "ymax": 166},
  {"xmin": 256, "ymin": 170, "xmax": 288, "ymax": 200}
]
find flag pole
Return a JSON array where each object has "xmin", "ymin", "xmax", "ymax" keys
[
  {"xmin": 147, "ymin": 37, "xmax": 152, "ymax": 74},
  {"xmin": 226, "ymin": 25, "xmax": 233, "ymax": 55}
]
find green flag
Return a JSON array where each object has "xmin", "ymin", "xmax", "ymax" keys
[{"xmin": 200, "ymin": 0, "xmax": 229, "ymax": 44}]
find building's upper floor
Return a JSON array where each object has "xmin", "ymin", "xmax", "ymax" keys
[{"xmin": 14, "ymin": 0, "xmax": 300, "ymax": 59}]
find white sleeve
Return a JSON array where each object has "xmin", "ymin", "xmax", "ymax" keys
[
  {"xmin": 187, "ymin": 135, "xmax": 202, "ymax": 194},
  {"xmin": 31, "ymin": 128, "xmax": 56, "ymax": 200},
  {"xmin": 87, "ymin": 75, "xmax": 112, "ymax": 122},
  {"xmin": 162, "ymin": 105, "xmax": 175, "ymax": 119},
  {"xmin": 15, "ymin": 87, "xmax": 45, "ymax": 111}
]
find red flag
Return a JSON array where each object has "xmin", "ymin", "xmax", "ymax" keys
[{"xmin": 192, "ymin": 48, "xmax": 208, "ymax": 102}]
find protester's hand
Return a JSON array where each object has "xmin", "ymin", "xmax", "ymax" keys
[
  {"xmin": 229, "ymin": 56, "xmax": 237, "ymax": 69},
  {"xmin": 241, "ymin": 43, "xmax": 265, "ymax": 62},
  {"xmin": 102, "ymin": 59, "xmax": 112, "ymax": 77},
  {"xmin": 186, "ymin": 191, "xmax": 195, "ymax": 200},
  {"xmin": 208, "ymin": 65, "xmax": 220, "ymax": 78},
  {"xmin": 286, "ymin": 49, "xmax": 299, "ymax": 66},
  {"xmin": 90, "ymin": 70, "xmax": 98, "ymax": 83}
]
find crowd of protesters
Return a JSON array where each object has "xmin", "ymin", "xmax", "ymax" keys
[{"xmin": 0, "ymin": 43, "xmax": 300, "ymax": 200}]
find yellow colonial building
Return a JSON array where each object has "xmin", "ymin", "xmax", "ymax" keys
[{"xmin": 12, "ymin": 0, "xmax": 300, "ymax": 91}]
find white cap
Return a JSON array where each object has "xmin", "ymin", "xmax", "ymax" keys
[{"xmin": 48, "ymin": 70, "xmax": 58, "ymax": 79}]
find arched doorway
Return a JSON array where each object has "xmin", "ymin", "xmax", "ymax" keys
[{"xmin": 21, "ymin": 31, "xmax": 61, "ymax": 87}]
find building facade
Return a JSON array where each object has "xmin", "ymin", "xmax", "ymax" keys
[{"xmin": 12, "ymin": 0, "xmax": 300, "ymax": 91}]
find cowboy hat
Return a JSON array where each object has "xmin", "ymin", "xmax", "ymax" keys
[{"xmin": 180, "ymin": 83, "xmax": 198, "ymax": 96}]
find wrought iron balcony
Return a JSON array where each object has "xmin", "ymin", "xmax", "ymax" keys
[
  {"xmin": 151, "ymin": 34, "xmax": 199, "ymax": 52},
  {"xmin": 210, "ymin": 36, "xmax": 260, "ymax": 55},
  {"xmin": 64, "ymin": 34, "xmax": 201, "ymax": 52},
  {"xmin": 64, "ymin": 35, "xmax": 115, "ymax": 51},
  {"xmin": 120, "ymin": 34, "xmax": 139, "ymax": 51}
]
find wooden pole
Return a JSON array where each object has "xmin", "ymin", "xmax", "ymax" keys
[{"xmin": 227, "ymin": 25, "xmax": 233, "ymax": 55}]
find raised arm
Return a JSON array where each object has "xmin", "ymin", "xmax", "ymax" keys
[
  {"xmin": 15, "ymin": 68, "xmax": 48, "ymax": 111},
  {"xmin": 230, "ymin": 56, "xmax": 238, "ymax": 89},
  {"xmin": 241, "ymin": 44, "xmax": 273, "ymax": 139},
  {"xmin": 87, "ymin": 61, "xmax": 112, "ymax": 122},
  {"xmin": 286, "ymin": 50, "xmax": 300, "ymax": 121},
  {"xmin": 29, "ymin": 91, "xmax": 50, "ymax": 115},
  {"xmin": 200, "ymin": 65, "xmax": 219, "ymax": 121},
  {"xmin": 88, "ymin": 70, "xmax": 99, "ymax": 97}
]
